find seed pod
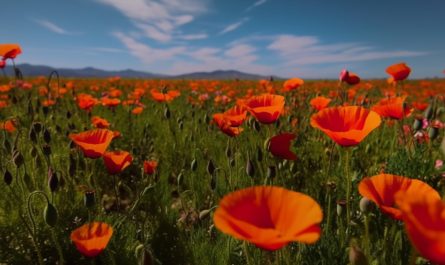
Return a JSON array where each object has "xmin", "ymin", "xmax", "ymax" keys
[
  {"xmin": 48, "ymin": 168, "xmax": 59, "ymax": 192},
  {"xmin": 4, "ymin": 170, "xmax": 13, "ymax": 185},
  {"xmin": 359, "ymin": 197, "xmax": 372, "ymax": 214},
  {"xmin": 190, "ymin": 158, "xmax": 198, "ymax": 171},
  {"xmin": 207, "ymin": 159, "xmax": 215, "ymax": 176},
  {"xmin": 349, "ymin": 245, "xmax": 369, "ymax": 265},
  {"xmin": 428, "ymin": 126, "xmax": 439, "ymax": 140},
  {"xmin": 44, "ymin": 203, "xmax": 58, "ymax": 227},
  {"xmin": 84, "ymin": 190, "xmax": 96, "ymax": 209},
  {"xmin": 267, "ymin": 166, "xmax": 276, "ymax": 179},
  {"xmin": 246, "ymin": 159, "xmax": 255, "ymax": 177},
  {"xmin": 43, "ymin": 129, "xmax": 51, "ymax": 143}
]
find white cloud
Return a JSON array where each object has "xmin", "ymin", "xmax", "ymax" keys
[
  {"xmin": 246, "ymin": 0, "xmax": 267, "ymax": 12},
  {"xmin": 225, "ymin": 44, "xmax": 256, "ymax": 58},
  {"xmin": 267, "ymin": 34, "xmax": 427, "ymax": 66},
  {"xmin": 219, "ymin": 17, "xmax": 249, "ymax": 35},
  {"xmin": 97, "ymin": 0, "xmax": 207, "ymax": 42},
  {"xmin": 113, "ymin": 32, "xmax": 186, "ymax": 63},
  {"xmin": 34, "ymin": 19, "xmax": 77, "ymax": 35},
  {"xmin": 179, "ymin": 33, "xmax": 208, "ymax": 40}
]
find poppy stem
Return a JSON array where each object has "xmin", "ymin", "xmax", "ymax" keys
[
  {"xmin": 242, "ymin": 241, "xmax": 252, "ymax": 265},
  {"xmin": 344, "ymin": 148, "xmax": 352, "ymax": 227},
  {"xmin": 112, "ymin": 174, "xmax": 120, "ymax": 211}
]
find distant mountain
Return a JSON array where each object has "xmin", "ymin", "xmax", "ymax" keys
[{"xmin": 3, "ymin": 64, "xmax": 280, "ymax": 80}]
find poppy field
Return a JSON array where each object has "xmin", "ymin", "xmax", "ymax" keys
[{"xmin": 1, "ymin": 44, "xmax": 445, "ymax": 265}]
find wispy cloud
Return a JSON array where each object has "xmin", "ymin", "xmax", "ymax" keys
[
  {"xmin": 246, "ymin": 0, "xmax": 267, "ymax": 12},
  {"xmin": 267, "ymin": 34, "xmax": 427, "ymax": 66},
  {"xmin": 219, "ymin": 17, "xmax": 249, "ymax": 35},
  {"xmin": 34, "ymin": 19, "xmax": 78, "ymax": 35},
  {"xmin": 97, "ymin": 0, "xmax": 208, "ymax": 42},
  {"xmin": 179, "ymin": 33, "xmax": 208, "ymax": 40}
]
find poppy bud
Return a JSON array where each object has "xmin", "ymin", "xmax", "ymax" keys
[
  {"xmin": 246, "ymin": 159, "xmax": 255, "ymax": 177},
  {"xmin": 13, "ymin": 150, "xmax": 24, "ymax": 168},
  {"xmin": 43, "ymin": 106, "xmax": 49, "ymax": 116},
  {"xmin": 31, "ymin": 122, "xmax": 42, "ymax": 133},
  {"xmin": 178, "ymin": 121, "xmax": 183, "ymax": 130},
  {"xmin": 43, "ymin": 129, "xmax": 51, "ymax": 143},
  {"xmin": 267, "ymin": 166, "xmax": 276, "ymax": 179},
  {"xmin": 28, "ymin": 101, "xmax": 34, "ymax": 115},
  {"xmin": 275, "ymin": 119, "xmax": 280, "ymax": 128},
  {"xmin": 199, "ymin": 209, "xmax": 212, "ymax": 220},
  {"xmin": 66, "ymin": 111, "xmax": 72, "ymax": 119},
  {"xmin": 207, "ymin": 159, "xmax": 216, "ymax": 176},
  {"xmin": 29, "ymin": 129, "xmax": 37, "ymax": 143},
  {"xmin": 42, "ymin": 144, "xmax": 52, "ymax": 157},
  {"xmin": 424, "ymin": 105, "xmax": 434, "ymax": 120},
  {"xmin": 412, "ymin": 116, "xmax": 423, "ymax": 131},
  {"xmin": 4, "ymin": 170, "xmax": 12, "ymax": 185},
  {"xmin": 229, "ymin": 158, "xmax": 235, "ymax": 168},
  {"xmin": 164, "ymin": 107, "xmax": 170, "ymax": 119},
  {"xmin": 349, "ymin": 245, "xmax": 369, "ymax": 265},
  {"xmin": 69, "ymin": 123, "xmax": 76, "ymax": 130},
  {"xmin": 337, "ymin": 200, "xmax": 346, "ymax": 216},
  {"xmin": 359, "ymin": 197, "xmax": 372, "ymax": 214},
  {"xmin": 48, "ymin": 168, "xmax": 58, "ymax": 192},
  {"xmin": 428, "ymin": 126, "xmax": 439, "ymax": 140},
  {"xmin": 177, "ymin": 172, "xmax": 184, "ymax": 186},
  {"xmin": 210, "ymin": 174, "xmax": 216, "ymax": 190},
  {"xmin": 190, "ymin": 158, "xmax": 198, "ymax": 171},
  {"xmin": 56, "ymin": 125, "xmax": 62, "ymax": 134},
  {"xmin": 204, "ymin": 113, "xmax": 210, "ymax": 124},
  {"xmin": 253, "ymin": 120, "xmax": 261, "ymax": 132},
  {"xmin": 4, "ymin": 139, "xmax": 11, "ymax": 152},
  {"xmin": 44, "ymin": 202, "xmax": 58, "ymax": 227},
  {"xmin": 84, "ymin": 190, "xmax": 96, "ymax": 209},
  {"xmin": 257, "ymin": 146, "xmax": 263, "ymax": 161}
]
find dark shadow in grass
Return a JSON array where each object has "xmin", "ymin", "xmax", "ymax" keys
[{"xmin": 151, "ymin": 215, "xmax": 194, "ymax": 265}]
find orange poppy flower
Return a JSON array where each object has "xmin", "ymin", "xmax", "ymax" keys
[
  {"xmin": 244, "ymin": 94, "xmax": 285, "ymax": 124},
  {"xmin": 0, "ymin": 120, "xmax": 16, "ymax": 133},
  {"xmin": 150, "ymin": 89, "xmax": 180, "ymax": 103},
  {"xmin": 213, "ymin": 186, "xmax": 322, "ymax": 250},
  {"xmin": 76, "ymin": 93, "xmax": 98, "ymax": 112},
  {"xmin": 70, "ymin": 222, "xmax": 113, "ymax": 258},
  {"xmin": 395, "ymin": 192, "xmax": 445, "ymax": 265},
  {"xmin": 283, "ymin": 78, "xmax": 304, "ymax": 92},
  {"xmin": 310, "ymin": 106, "xmax": 381, "ymax": 147},
  {"xmin": 358, "ymin": 174, "xmax": 440, "ymax": 220},
  {"xmin": 371, "ymin": 96, "xmax": 412, "ymax": 120},
  {"xmin": 69, "ymin": 129, "xmax": 114, "ymax": 159},
  {"xmin": 131, "ymin": 106, "xmax": 144, "ymax": 115},
  {"xmin": 0, "ymin": 44, "xmax": 22, "ymax": 59},
  {"xmin": 269, "ymin": 133, "xmax": 297, "ymax": 160},
  {"xmin": 101, "ymin": 97, "xmax": 121, "ymax": 108},
  {"xmin": 310, "ymin": 96, "xmax": 331, "ymax": 111},
  {"xmin": 103, "ymin": 150, "xmax": 132, "ymax": 175},
  {"xmin": 221, "ymin": 105, "xmax": 248, "ymax": 127},
  {"xmin": 386, "ymin": 62, "xmax": 411, "ymax": 81},
  {"xmin": 91, "ymin": 116, "xmax": 110, "ymax": 129},
  {"xmin": 212, "ymin": 114, "xmax": 244, "ymax": 137},
  {"xmin": 143, "ymin": 160, "xmax": 158, "ymax": 175}
]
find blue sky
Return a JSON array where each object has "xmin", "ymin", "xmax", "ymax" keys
[{"xmin": 2, "ymin": 0, "xmax": 444, "ymax": 78}]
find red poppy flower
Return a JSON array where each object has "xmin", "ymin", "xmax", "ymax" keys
[
  {"xmin": 0, "ymin": 44, "xmax": 22, "ymax": 60},
  {"xmin": 358, "ymin": 174, "xmax": 440, "ymax": 220},
  {"xmin": 0, "ymin": 120, "xmax": 16, "ymax": 133},
  {"xmin": 101, "ymin": 97, "xmax": 121, "ymax": 108},
  {"xmin": 386, "ymin": 62, "xmax": 411, "ymax": 81},
  {"xmin": 213, "ymin": 186, "xmax": 322, "ymax": 250},
  {"xmin": 222, "ymin": 105, "xmax": 247, "ymax": 127},
  {"xmin": 69, "ymin": 129, "xmax": 114, "ymax": 159},
  {"xmin": 91, "ymin": 116, "xmax": 110, "ymax": 129},
  {"xmin": 143, "ymin": 160, "xmax": 158, "ymax": 175},
  {"xmin": 339, "ymin": 70, "xmax": 360, "ymax": 85},
  {"xmin": 244, "ymin": 94, "xmax": 285, "ymax": 124},
  {"xmin": 371, "ymin": 96, "xmax": 412, "ymax": 120},
  {"xmin": 269, "ymin": 133, "xmax": 297, "ymax": 160},
  {"xmin": 310, "ymin": 96, "xmax": 331, "ymax": 111},
  {"xmin": 412, "ymin": 102, "xmax": 428, "ymax": 111},
  {"xmin": 283, "ymin": 78, "xmax": 304, "ymax": 92},
  {"xmin": 70, "ymin": 222, "xmax": 113, "ymax": 258},
  {"xmin": 395, "ymin": 192, "xmax": 445, "ymax": 265},
  {"xmin": 0, "ymin": 60, "xmax": 5, "ymax": 69},
  {"xmin": 103, "ymin": 151, "xmax": 132, "ymax": 175},
  {"xmin": 310, "ymin": 106, "xmax": 381, "ymax": 147}
]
